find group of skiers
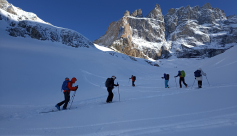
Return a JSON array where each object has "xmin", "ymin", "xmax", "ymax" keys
[
  {"xmin": 161, "ymin": 68, "xmax": 207, "ymax": 89},
  {"xmin": 55, "ymin": 68, "xmax": 207, "ymax": 110}
]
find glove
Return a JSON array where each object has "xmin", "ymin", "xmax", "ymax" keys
[
  {"xmin": 117, "ymin": 83, "xmax": 119, "ymax": 86},
  {"xmin": 195, "ymin": 78, "xmax": 196, "ymax": 79}
]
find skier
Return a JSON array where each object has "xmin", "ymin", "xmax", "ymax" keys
[
  {"xmin": 161, "ymin": 73, "xmax": 169, "ymax": 88},
  {"xmin": 105, "ymin": 76, "xmax": 119, "ymax": 103},
  {"xmin": 194, "ymin": 68, "xmax": 206, "ymax": 88},
  {"xmin": 129, "ymin": 75, "xmax": 136, "ymax": 87},
  {"xmin": 174, "ymin": 70, "xmax": 187, "ymax": 88},
  {"xmin": 55, "ymin": 77, "xmax": 78, "ymax": 110}
]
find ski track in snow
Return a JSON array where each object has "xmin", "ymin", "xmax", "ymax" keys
[
  {"xmin": 214, "ymin": 58, "xmax": 226, "ymax": 65},
  {"xmin": 216, "ymin": 61, "xmax": 237, "ymax": 69}
]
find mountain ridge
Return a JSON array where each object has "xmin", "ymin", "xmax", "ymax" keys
[
  {"xmin": 0, "ymin": 0, "xmax": 95, "ymax": 49},
  {"xmin": 94, "ymin": 3, "xmax": 237, "ymax": 59}
]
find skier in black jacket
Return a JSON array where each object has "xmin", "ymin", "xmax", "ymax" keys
[{"xmin": 106, "ymin": 76, "xmax": 119, "ymax": 103}]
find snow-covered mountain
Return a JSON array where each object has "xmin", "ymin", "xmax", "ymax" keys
[
  {"xmin": 94, "ymin": 3, "xmax": 237, "ymax": 59},
  {"xmin": 165, "ymin": 3, "xmax": 237, "ymax": 58},
  {"xmin": 0, "ymin": 0, "xmax": 94, "ymax": 48}
]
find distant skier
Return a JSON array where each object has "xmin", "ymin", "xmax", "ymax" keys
[
  {"xmin": 174, "ymin": 70, "xmax": 188, "ymax": 88},
  {"xmin": 194, "ymin": 68, "xmax": 206, "ymax": 88},
  {"xmin": 129, "ymin": 75, "xmax": 136, "ymax": 87},
  {"xmin": 55, "ymin": 77, "xmax": 78, "ymax": 110},
  {"xmin": 161, "ymin": 73, "xmax": 169, "ymax": 88},
  {"xmin": 105, "ymin": 76, "xmax": 119, "ymax": 103}
]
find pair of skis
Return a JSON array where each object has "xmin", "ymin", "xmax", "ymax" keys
[{"xmin": 40, "ymin": 91, "xmax": 77, "ymax": 114}]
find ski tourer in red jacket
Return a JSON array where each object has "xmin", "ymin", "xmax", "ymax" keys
[
  {"xmin": 56, "ymin": 77, "xmax": 78, "ymax": 110},
  {"xmin": 63, "ymin": 77, "xmax": 78, "ymax": 93}
]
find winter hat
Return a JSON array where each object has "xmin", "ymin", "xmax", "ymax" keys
[
  {"xmin": 111, "ymin": 76, "xmax": 116, "ymax": 80},
  {"xmin": 65, "ymin": 77, "xmax": 69, "ymax": 80}
]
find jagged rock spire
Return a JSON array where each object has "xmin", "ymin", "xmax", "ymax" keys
[
  {"xmin": 201, "ymin": 3, "xmax": 212, "ymax": 9},
  {"xmin": 146, "ymin": 4, "xmax": 163, "ymax": 21},
  {"xmin": 124, "ymin": 10, "xmax": 130, "ymax": 16},
  {"xmin": 131, "ymin": 9, "xmax": 143, "ymax": 17}
]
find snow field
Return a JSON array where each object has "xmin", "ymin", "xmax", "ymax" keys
[{"xmin": 0, "ymin": 22, "xmax": 237, "ymax": 135}]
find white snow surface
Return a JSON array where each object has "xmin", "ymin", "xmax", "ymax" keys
[{"xmin": 0, "ymin": 19, "xmax": 237, "ymax": 136}]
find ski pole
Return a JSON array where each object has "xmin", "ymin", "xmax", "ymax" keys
[
  {"xmin": 175, "ymin": 77, "xmax": 177, "ymax": 88},
  {"xmin": 69, "ymin": 90, "xmax": 77, "ymax": 110},
  {"xmin": 205, "ymin": 76, "xmax": 210, "ymax": 86},
  {"xmin": 191, "ymin": 79, "xmax": 196, "ymax": 89},
  {"xmin": 117, "ymin": 82, "xmax": 120, "ymax": 101}
]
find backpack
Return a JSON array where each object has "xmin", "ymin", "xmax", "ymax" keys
[
  {"xmin": 180, "ymin": 70, "xmax": 185, "ymax": 77},
  {"xmin": 133, "ymin": 76, "xmax": 136, "ymax": 80},
  {"xmin": 194, "ymin": 70, "xmax": 201, "ymax": 77},
  {"xmin": 62, "ymin": 80, "xmax": 70, "ymax": 91},
  {"xmin": 166, "ymin": 74, "xmax": 169, "ymax": 80},
  {"xmin": 105, "ymin": 78, "xmax": 112, "ymax": 87}
]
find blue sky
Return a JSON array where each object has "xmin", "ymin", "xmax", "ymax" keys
[{"xmin": 7, "ymin": 0, "xmax": 237, "ymax": 41}]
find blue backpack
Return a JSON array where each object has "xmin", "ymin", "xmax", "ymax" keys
[
  {"xmin": 194, "ymin": 70, "xmax": 201, "ymax": 77},
  {"xmin": 61, "ymin": 80, "xmax": 70, "ymax": 91}
]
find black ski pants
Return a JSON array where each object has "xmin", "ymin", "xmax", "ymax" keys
[
  {"xmin": 198, "ymin": 81, "xmax": 202, "ymax": 88},
  {"xmin": 106, "ymin": 87, "xmax": 114, "ymax": 103},
  {"xmin": 132, "ymin": 81, "xmax": 135, "ymax": 86},
  {"xmin": 179, "ymin": 77, "xmax": 187, "ymax": 88},
  {"xmin": 57, "ymin": 91, "xmax": 70, "ymax": 109}
]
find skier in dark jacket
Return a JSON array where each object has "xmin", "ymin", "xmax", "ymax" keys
[
  {"xmin": 55, "ymin": 77, "xmax": 78, "ymax": 110},
  {"xmin": 174, "ymin": 70, "xmax": 187, "ymax": 88},
  {"xmin": 129, "ymin": 75, "xmax": 136, "ymax": 87},
  {"xmin": 161, "ymin": 73, "xmax": 169, "ymax": 88},
  {"xmin": 106, "ymin": 76, "xmax": 119, "ymax": 103}
]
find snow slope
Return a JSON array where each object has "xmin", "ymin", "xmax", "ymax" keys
[{"xmin": 0, "ymin": 19, "xmax": 237, "ymax": 135}]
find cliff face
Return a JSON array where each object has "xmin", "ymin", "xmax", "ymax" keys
[
  {"xmin": 95, "ymin": 3, "xmax": 237, "ymax": 59},
  {"xmin": 94, "ymin": 4, "xmax": 170, "ymax": 60},
  {"xmin": 0, "ymin": 0, "xmax": 94, "ymax": 48},
  {"xmin": 164, "ymin": 3, "xmax": 237, "ymax": 58}
]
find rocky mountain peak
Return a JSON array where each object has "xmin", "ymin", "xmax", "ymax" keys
[
  {"xmin": 168, "ymin": 8, "xmax": 175, "ymax": 15},
  {"xmin": 146, "ymin": 4, "xmax": 163, "ymax": 21},
  {"xmin": 131, "ymin": 9, "xmax": 143, "ymax": 17},
  {"xmin": 154, "ymin": 4, "xmax": 161, "ymax": 11},
  {"xmin": 124, "ymin": 10, "xmax": 130, "ymax": 16},
  {"xmin": 201, "ymin": 3, "xmax": 212, "ymax": 10}
]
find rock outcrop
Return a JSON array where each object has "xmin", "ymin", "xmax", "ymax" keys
[
  {"xmin": 94, "ymin": 4, "xmax": 170, "ymax": 60},
  {"xmin": 165, "ymin": 3, "xmax": 237, "ymax": 58}
]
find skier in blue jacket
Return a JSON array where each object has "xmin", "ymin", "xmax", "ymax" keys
[{"xmin": 161, "ymin": 73, "xmax": 169, "ymax": 88}]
